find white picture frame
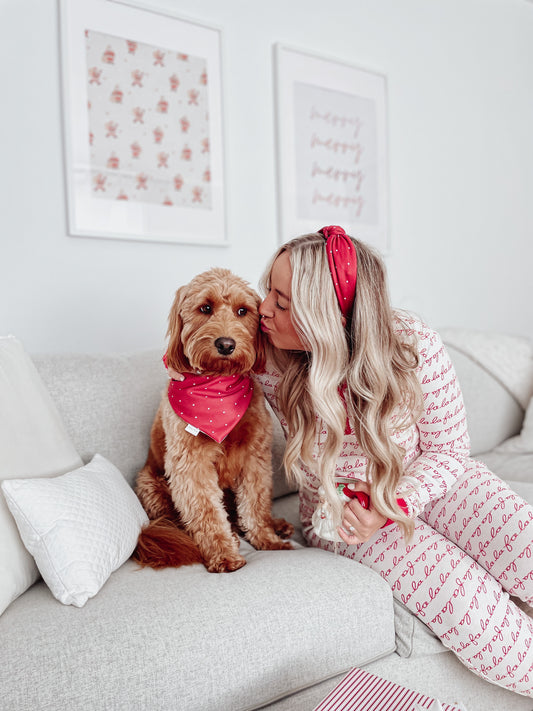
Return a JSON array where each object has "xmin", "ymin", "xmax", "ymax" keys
[
  {"xmin": 274, "ymin": 45, "xmax": 389, "ymax": 252},
  {"xmin": 59, "ymin": 0, "xmax": 226, "ymax": 245}
]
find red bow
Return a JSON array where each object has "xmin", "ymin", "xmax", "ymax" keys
[{"xmin": 319, "ymin": 226, "xmax": 357, "ymax": 319}]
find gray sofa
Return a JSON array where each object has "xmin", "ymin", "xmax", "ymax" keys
[{"xmin": 1, "ymin": 328, "xmax": 533, "ymax": 711}]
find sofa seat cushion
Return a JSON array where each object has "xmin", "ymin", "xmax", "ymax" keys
[
  {"xmin": 0, "ymin": 544, "xmax": 395, "ymax": 711},
  {"xmin": 270, "ymin": 496, "xmax": 447, "ymax": 660}
]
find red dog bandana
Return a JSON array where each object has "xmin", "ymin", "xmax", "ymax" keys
[{"xmin": 168, "ymin": 373, "xmax": 254, "ymax": 443}]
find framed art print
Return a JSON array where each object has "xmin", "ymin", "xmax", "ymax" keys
[
  {"xmin": 59, "ymin": 0, "xmax": 226, "ymax": 245},
  {"xmin": 274, "ymin": 45, "xmax": 389, "ymax": 252}
]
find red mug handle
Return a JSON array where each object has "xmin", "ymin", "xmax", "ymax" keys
[{"xmin": 341, "ymin": 485, "xmax": 370, "ymax": 509}]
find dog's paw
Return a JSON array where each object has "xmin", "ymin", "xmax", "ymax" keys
[
  {"xmin": 265, "ymin": 538, "xmax": 293, "ymax": 551},
  {"xmin": 272, "ymin": 517, "xmax": 295, "ymax": 540},
  {"xmin": 206, "ymin": 554, "xmax": 247, "ymax": 573},
  {"xmin": 246, "ymin": 531, "xmax": 293, "ymax": 551}
]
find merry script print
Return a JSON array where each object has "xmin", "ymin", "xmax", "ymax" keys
[
  {"xmin": 86, "ymin": 30, "xmax": 212, "ymax": 209},
  {"xmin": 294, "ymin": 82, "xmax": 378, "ymax": 225}
]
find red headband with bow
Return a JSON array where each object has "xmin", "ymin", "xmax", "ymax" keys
[{"xmin": 319, "ymin": 226, "xmax": 357, "ymax": 318}]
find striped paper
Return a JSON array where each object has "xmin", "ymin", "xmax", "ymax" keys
[{"xmin": 313, "ymin": 667, "xmax": 466, "ymax": 711}]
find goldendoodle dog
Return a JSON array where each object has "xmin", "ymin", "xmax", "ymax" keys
[{"xmin": 133, "ymin": 268, "xmax": 293, "ymax": 573}]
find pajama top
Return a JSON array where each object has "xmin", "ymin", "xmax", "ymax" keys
[{"xmin": 256, "ymin": 316, "xmax": 472, "ymax": 532}]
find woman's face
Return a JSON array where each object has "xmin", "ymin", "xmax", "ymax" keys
[{"xmin": 259, "ymin": 251, "xmax": 307, "ymax": 351}]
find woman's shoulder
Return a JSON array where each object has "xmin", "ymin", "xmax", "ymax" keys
[
  {"xmin": 254, "ymin": 356, "xmax": 282, "ymax": 388},
  {"xmin": 392, "ymin": 312, "xmax": 442, "ymax": 351}
]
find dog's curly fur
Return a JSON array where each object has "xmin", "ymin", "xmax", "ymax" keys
[{"xmin": 133, "ymin": 268, "xmax": 293, "ymax": 573}]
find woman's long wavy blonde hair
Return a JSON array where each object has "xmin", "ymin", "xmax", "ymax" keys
[{"xmin": 260, "ymin": 232, "xmax": 423, "ymax": 539}]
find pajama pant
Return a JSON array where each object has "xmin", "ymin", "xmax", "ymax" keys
[{"xmin": 305, "ymin": 461, "xmax": 533, "ymax": 698}]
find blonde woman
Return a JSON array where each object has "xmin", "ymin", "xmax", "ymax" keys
[{"xmin": 256, "ymin": 226, "xmax": 533, "ymax": 698}]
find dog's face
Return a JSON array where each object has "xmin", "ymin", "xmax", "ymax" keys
[{"xmin": 165, "ymin": 268, "xmax": 266, "ymax": 376}]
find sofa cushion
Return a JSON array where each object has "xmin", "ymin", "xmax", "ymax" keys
[
  {"xmin": 440, "ymin": 328, "xmax": 533, "ymax": 409},
  {"xmin": 0, "ymin": 546, "xmax": 395, "ymax": 711},
  {"xmin": 2, "ymin": 454, "xmax": 148, "ymax": 607},
  {"xmin": 0, "ymin": 336, "xmax": 83, "ymax": 616},
  {"xmin": 271, "ymin": 492, "xmax": 307, "ymax": 546},
  {"xmin": 32, "ymin": 350, "xmax": 167, "ymax": 487},
  {"xmin": 494, "ymin": 395, "xmax": 533, "ymax": 456},
  {"xmin": 442, "ymin": 342, "xmax": 524, "ymax": 456},
  {"xmin": 268, "ymin": 400, "xmax": 298, "ymax": 499},
  {"xmin": 520, "ymin": 395, "xmax": 533, "ymax": 446},
  {"xmin": 393, "ymin": 599, "xmax": 447, "ymax": 659}
]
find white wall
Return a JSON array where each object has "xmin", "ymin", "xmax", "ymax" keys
[{"xmin": 2, "ymin": 0, "xmax": 532, "ymax": 354}]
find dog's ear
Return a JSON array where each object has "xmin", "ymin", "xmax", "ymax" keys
[{"xmin": 165, "ymin": 285, "xmax": 190, "ymax": 373}]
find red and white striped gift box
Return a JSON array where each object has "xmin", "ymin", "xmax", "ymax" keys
[{"xmin": 313, "ymin": 667, "xmax": 466, "ymax": 711}]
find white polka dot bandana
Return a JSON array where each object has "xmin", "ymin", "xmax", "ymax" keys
[{"xmin": 168, "ymin": 373, "xmax": 254, "ymax": 443}]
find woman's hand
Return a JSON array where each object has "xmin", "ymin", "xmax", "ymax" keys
[{"xmin": 337, "ymin": 481, "xmax": 387, "ymax": 545}]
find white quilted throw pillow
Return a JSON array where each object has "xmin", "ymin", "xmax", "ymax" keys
[{"xmin": 1, "ymin": 454, "xmax": 148, "ymax": 607}]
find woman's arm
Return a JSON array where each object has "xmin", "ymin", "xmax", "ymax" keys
[{"xmin": 398, "ymin": 326, "xmax": 470, "ymax": 518}]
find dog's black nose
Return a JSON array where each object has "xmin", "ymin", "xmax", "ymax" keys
[{"xmin": 215, "ymin": 337, "xmax": 236, "ymax": 355}]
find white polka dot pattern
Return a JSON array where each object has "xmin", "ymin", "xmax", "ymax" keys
[{"xmin": 168, "ymin": 372, "xmax": 254, "ymax": 442}]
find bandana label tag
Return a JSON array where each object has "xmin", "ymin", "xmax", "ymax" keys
[{"xmin": 185, "ymin": 424, "xmax": 200, "ymax": 437}]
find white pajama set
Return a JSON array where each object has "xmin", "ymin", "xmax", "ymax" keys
[{"xmin": 257, "ymin": 318, "xmax": 533, "ymax": 698}]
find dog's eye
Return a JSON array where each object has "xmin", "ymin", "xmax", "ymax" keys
[
  {"xmin": 199, "ymin": 304, "xmax": 212, "ymax": 314},
  {"xmin": 237, "ymin": 307, "xmax": 248, "ymax": 317}
]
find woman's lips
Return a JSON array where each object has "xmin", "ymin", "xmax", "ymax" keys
[{"xmin": 260, "ymin": 320, "xmax": 270, "ymax": 333}]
